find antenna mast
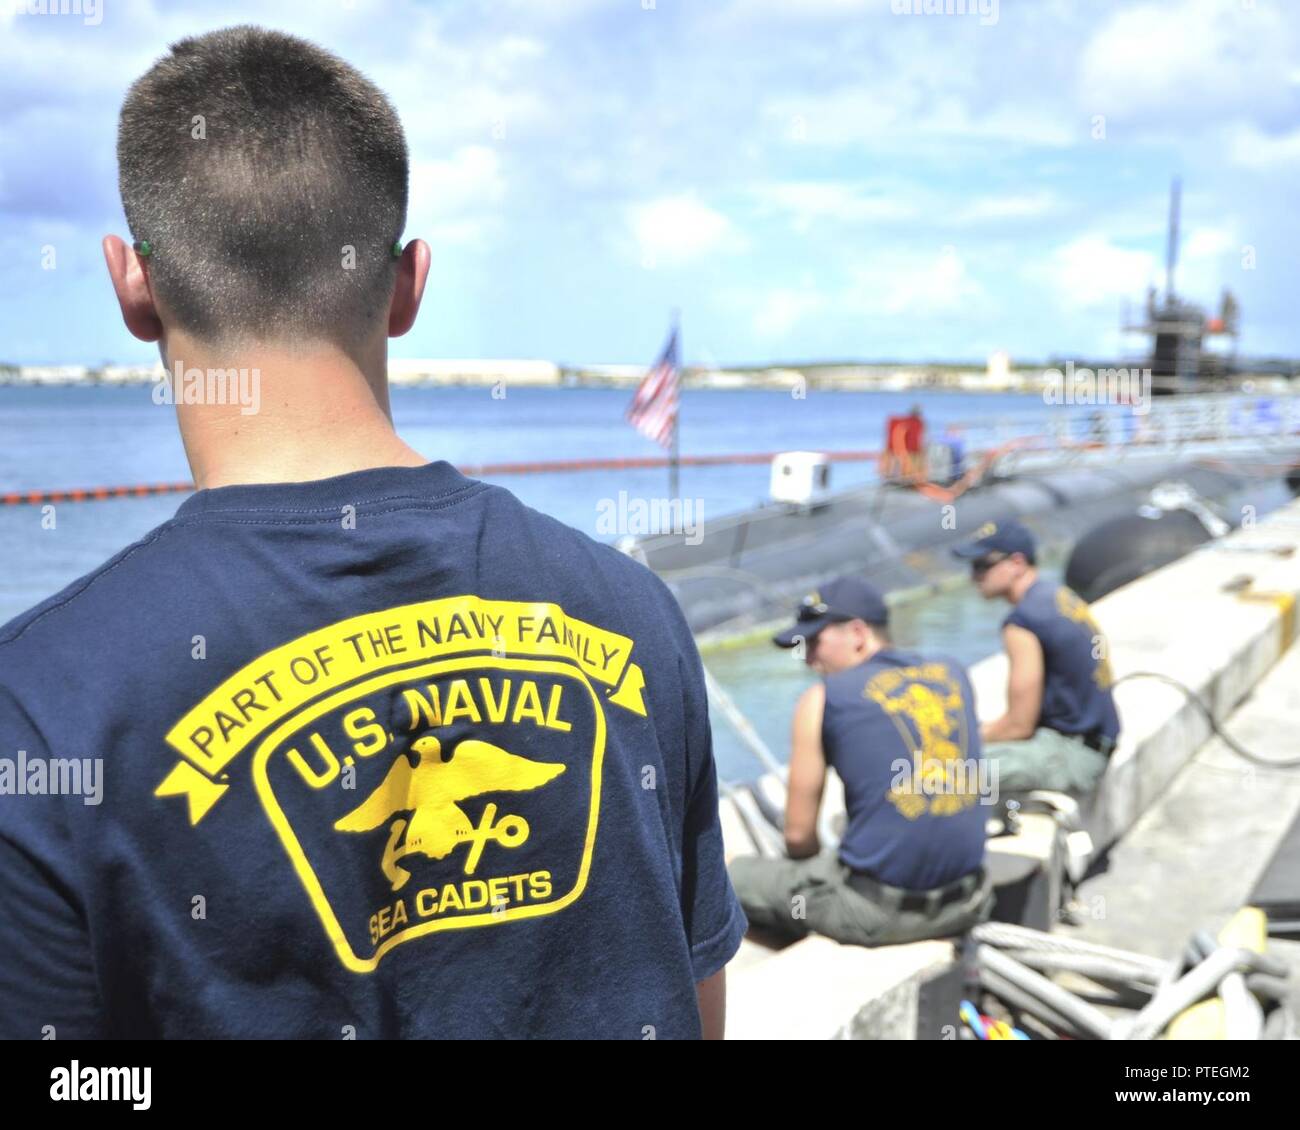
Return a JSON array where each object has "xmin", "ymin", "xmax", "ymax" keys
[{"xmin": 1165, "ymin": 177, "xmax": 1181, "ymax": 304}]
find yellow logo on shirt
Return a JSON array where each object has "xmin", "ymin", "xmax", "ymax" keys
[
  {"xmin": 864, "ymin": 663, "xmax": 980, "ymax": 819},
  {"xmin": 153, "ymin": 596, "xmax": 649, "ymax": 972},
  {"xmin": 1054, "ymin": 587, "xmax": 1114, "ymax": 689}
]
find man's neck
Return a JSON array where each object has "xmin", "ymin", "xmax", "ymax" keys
[
  {"xmin": 166, "ymin": 337, "xmax": 428, "ymax": 490},
  {"xmin": 1007, "ymin": 568, "xmax": 1039, "ymax": 605},
  {"xmin": 839, "ymin": 638, "xmax": 887, "ymax": 673}
]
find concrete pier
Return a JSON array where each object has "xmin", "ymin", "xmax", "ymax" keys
[{"xmin": 1064, "ymin": 630, "xmax": 1300, "ymax": 1025}]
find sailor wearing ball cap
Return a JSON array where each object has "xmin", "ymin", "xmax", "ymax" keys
[
  {"xmin": 953, "ymin": 519, "xmax": 1120, "ymax": 795},
  {"xmin": 729, "ymin": 575, "xmax": 992, "ymax": 948}
]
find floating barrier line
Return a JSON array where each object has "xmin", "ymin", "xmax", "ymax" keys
[{"xmin": 1, "ymin": 482, "xmax": 194, "ymax": 506}]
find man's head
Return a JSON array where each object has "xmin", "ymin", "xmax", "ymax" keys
[
  {"xmin": 951, "ymin": 519, "xmax": 1037, "ymax": 600},
  {"xmin": 773, "ymin": 576, "xmax": 891, "ymax": 675},
  {"xmin": 107, "ymin": 26, "xmax": 424, "ymax": 354}
]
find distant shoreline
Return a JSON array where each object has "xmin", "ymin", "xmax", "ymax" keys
[{"xmin": 2, "ymin": 361, "xmax": 1297, "ymax": 395}]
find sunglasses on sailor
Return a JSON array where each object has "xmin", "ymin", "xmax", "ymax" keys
[{"xmin": 971, "ymin": 552, "xmax": 1008, "ymax": 577}]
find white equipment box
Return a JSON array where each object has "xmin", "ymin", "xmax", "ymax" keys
[{"xmin": 770, "ymin": 451, "xmax": 831, "ymax": 507}]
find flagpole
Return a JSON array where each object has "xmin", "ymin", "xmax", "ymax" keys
[{"xmin": 669, "ymin": 307, "xmax": 681, "ymax": 501}]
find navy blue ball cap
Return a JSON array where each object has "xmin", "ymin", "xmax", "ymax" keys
[
  {"xmin": 773, "ymin": 575, "xmax": 888, "ymax": 648},
  {"xmin": 951, "ymin": 519, "xmax": 1037, "ymax": 563}
]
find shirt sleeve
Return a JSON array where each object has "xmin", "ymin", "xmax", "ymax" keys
[
  {"xmin": 676, "ymin": 637, "xmax": 748, "ymax": 983},
  {"xmin": 0, "ymin": 683, "xmax": 104, "ymax": 1039}
]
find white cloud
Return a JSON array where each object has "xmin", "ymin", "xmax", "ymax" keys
[
  {"xmin": 410, "ymin": 145, "xmax": 507, "ymax": 246},
  {"xmin": 749, "ymin": 181, "xmax": 1059, "ymax": 236},
  {"xmin": 1078, "ymin": 0, "xmax": 1299, "ymax": 130},
  {"xmin": 493, "ymin": 36, "xmax": 546, "ymax": 66},
  {"xmin": 1182, "ymin": 226, "xmax": 1234, "ymax": 260},
  {"xmin": 1039, "ymin": 217, "xmax": 1241, "ymax": 329},
  {"xmin": 1227, "ymin": 124, "xmax": 1300, "ymax": 170},
  {"xmin": 722, "ymin": 246, "xmax": 990, "ymax": 353},
  {"xmin": 751, "ymin": 286, "xmax": 825, "ymax": 339},
  {"xmin": 367, "ymin": 21, "xmax": 553, "ymax": 151},
  {"xmin": 764, "ymin": 85, "xmax": 1075, "ymax": 150},
  {"xmin": 952, "ymin": 191, "xmax": 1060, "ymax": 224},
  {"xmin": 1048, "ymin": 235, "xmax": 1156, "ymax": 313},
  {"xmin": 1175, "ymin": 224, "xmax": 1243, "ymax": 304},
  {"xmin": 750, "ymin": 181, "xmax": 916, "ymax": 234},
  {"xmin": 918, "ymin": 99, "xmax": 1076, "ymax": 149},
  {"xmin": 738, "ymin": 0, "xmax": 875, "ymax": 11},
  {"xmin": 847, "ymin": 246, "xmax": 985, "ymax": 317},
  {"xmin": 626, "ymin": 195, "xmax": 744, "ymax": 266},
  {"xmin": 495, "ymin": 0, "xmax": 611, "ymax": 23}
]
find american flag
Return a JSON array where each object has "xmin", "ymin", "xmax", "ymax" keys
[{"xmin": 626, "ymin": 327, "xmax": 679, "ymax": 448}]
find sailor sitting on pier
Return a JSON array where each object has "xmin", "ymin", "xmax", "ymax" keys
[
  {"xmin": 952, "ymin": 520, "xmax": 1120, "ymax": 795},
  {"xmin": 729, "ymin": 576, "xmax": 992, "ymax": 948}
]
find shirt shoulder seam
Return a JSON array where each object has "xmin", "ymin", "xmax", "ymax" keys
[
  {"xmin": 0, "ymin": 523, "xmax": 179, "ymax": 650},
  {"xmin": 174, "ymin": 480, "xmax": 488, "ymax": 521}
]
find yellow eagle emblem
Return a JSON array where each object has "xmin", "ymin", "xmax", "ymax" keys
[{"xmin": 334, "ymin": 735, "xmax": 566, "ymax": 891}]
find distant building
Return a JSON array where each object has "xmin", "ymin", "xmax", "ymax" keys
[
  {"xmin": 14, "ymin": 365, "xmax": 90, "ymax": 384},
  {"xmin": 386, "ymin": 359, "xmax": 561, "ymax": 386},
  {"xmin": 97, "ymin": 365, "xmax": 166, "ymax": 384},
  {"xmin": 986, "ymin": 350, "xmax": 1012, "ymax": 388}
]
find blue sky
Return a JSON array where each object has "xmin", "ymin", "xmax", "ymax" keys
[{"xmin": 1, "ymin": 0, "xmax": 1298, "ymax": 368}]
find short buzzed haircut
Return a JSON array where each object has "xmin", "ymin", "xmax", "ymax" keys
[{"xmin": 117, "ymin": 25, "xmax": 408, "ymax": 348}]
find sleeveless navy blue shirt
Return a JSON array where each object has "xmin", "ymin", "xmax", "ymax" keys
[
  {"xmin": 0, "ymin": 461, "xmax": 745, "ymax": 1038},
  {"xmin": 820, "ymin": 648, "xmax": 986, "ymax": 890},
  {"xmin": 1003, "ymin": 580, "xmax": 1120, "ymax": 743}
]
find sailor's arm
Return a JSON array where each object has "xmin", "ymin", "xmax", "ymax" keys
[
  {"xmin": 981, "ymin": 624, "xmax": 1043, "ymax": 742},
  {"xmin": 783, "ymin": 682, "xmax": 827, "ymax": 859},
  {"xmin": 696, "ymin": 967, "xmax": 726, "ymax": 1040}
]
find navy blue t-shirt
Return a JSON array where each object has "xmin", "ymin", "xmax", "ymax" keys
[
  {"xmin": 0, "ymin": 461, "xmax": 745, "ymax": 1038},
  {"xmin": 821, "ymin": 649, "xmax": 986, "ymax": 891},
  {"xmin": 1003, "ymin": 580, "xmax": 1120, "ymax": 744}
]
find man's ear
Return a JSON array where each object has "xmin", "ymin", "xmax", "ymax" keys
[
  {"xmin": 102, "ymin": 235, "xmax": 163, "ymax": 342},
  {"xmin": 388, "ymin": 238, "xmax": 431, "ymax": 338}
]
